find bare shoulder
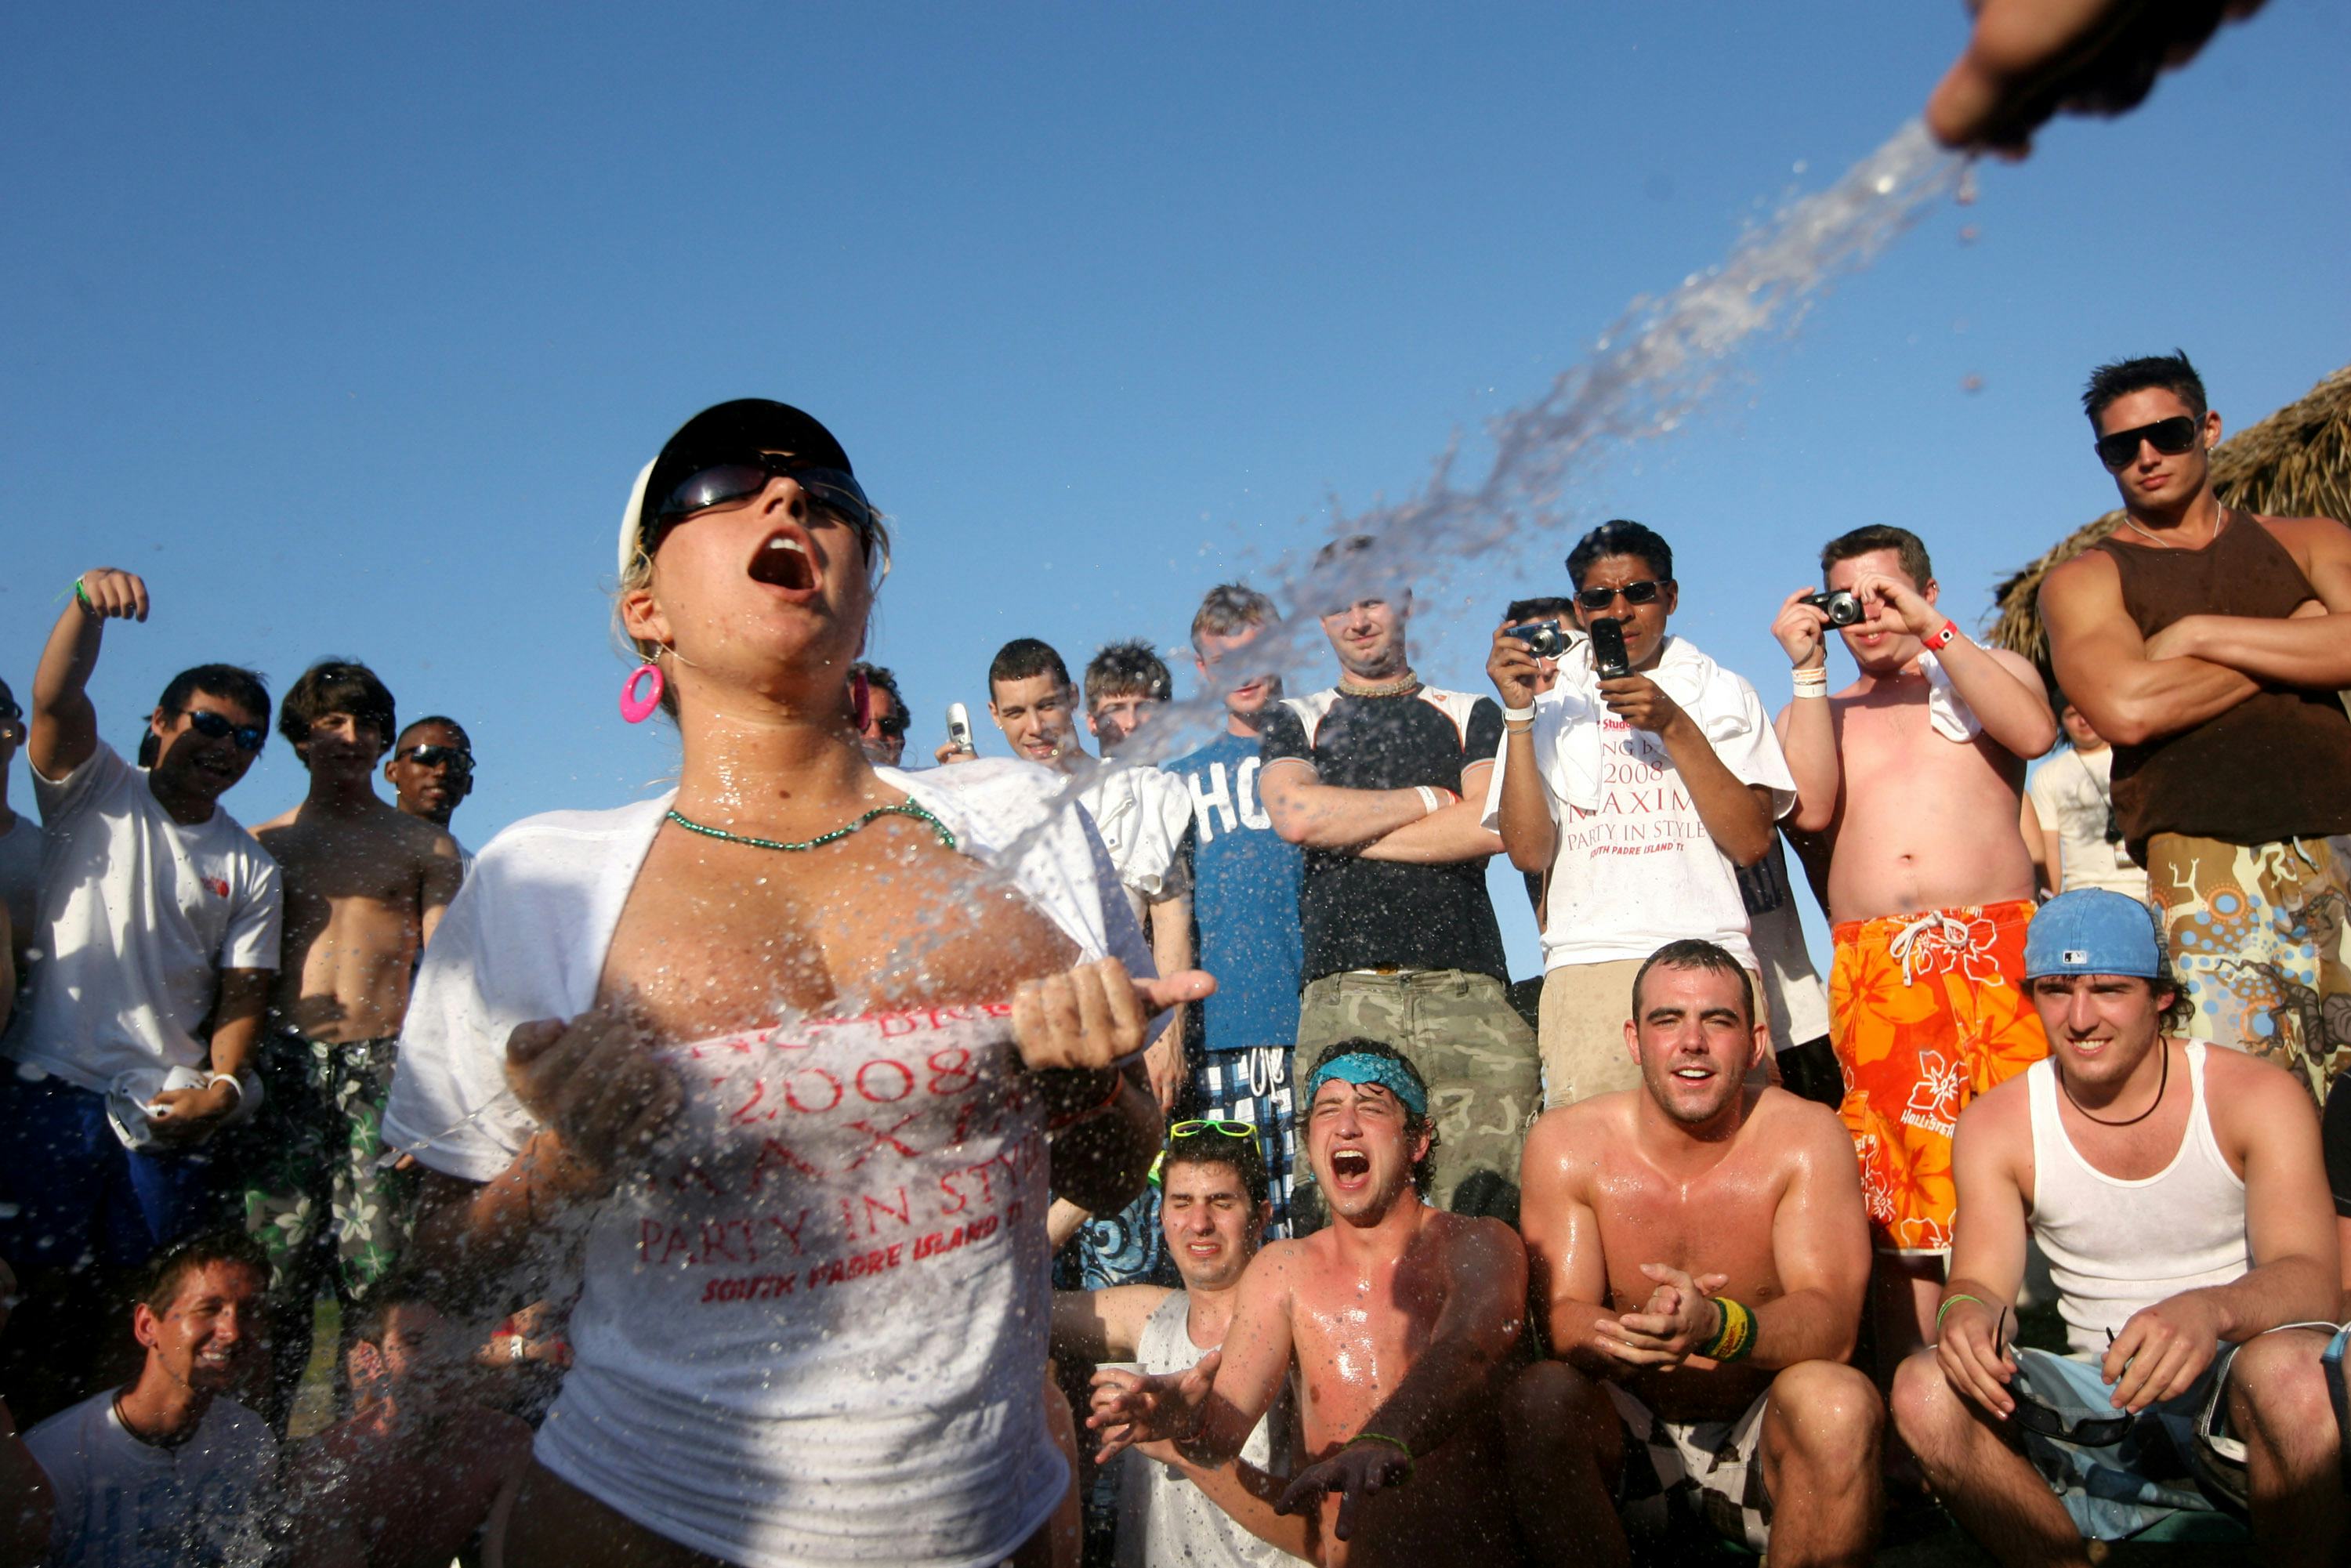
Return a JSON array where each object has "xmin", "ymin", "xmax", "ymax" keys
[
  {"xmin": 1952, "ymin": 1068, "xmax": 2033, "ymax": 1162},
  {"xmin": 1981, "ymin": 644, "xmax": 2047, "ymax": 692},
  {"xmin": 255, "ymin": 805, "xmax": 302, "ymax": 835},
  {"xmin": 2255, "ymin": 512, "xmax": 2351, "ymax": 560},
  {"xmin": 2197, "ymin": 1041, "xmax": 2318, "ymax": 1144},
  {"xmin": 1749, "ymin": 1087, "xmax": 1856, "ymax": 1166},
  {"xmin": 2039, "ymin": 545, "xmax": 2121, "ymax": 604},
  {"xmin": 1524, "ymin": 1091, "xmax": 1626, "ymax": 1175}
]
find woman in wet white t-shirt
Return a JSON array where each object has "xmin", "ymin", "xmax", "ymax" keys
[{"xmin": 384, "ymin": 400, "xmax": 1200, "ymax": 1568}]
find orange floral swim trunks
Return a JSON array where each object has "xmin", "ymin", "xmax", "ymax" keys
[{"xmin": 1829, "ymin": 900, "xmax": 2048, "ymax": 1255}]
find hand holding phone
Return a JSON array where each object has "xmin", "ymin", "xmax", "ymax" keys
[
  {"xmin": 936, "ymin": 703, "xmax": 979, "ymax": 766},
  {"xmin": 1589, "ymin": 618, "xmax": 1632, "ymax": 679}
]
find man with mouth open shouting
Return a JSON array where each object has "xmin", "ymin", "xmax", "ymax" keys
[
  {"xmin": 1090, "ymin": 1041, "xmax": 1548, "ymax": 1568},
  {"xmin": 1513, "ymin": 940, "xmax": 1882, "ymax": 1567}
]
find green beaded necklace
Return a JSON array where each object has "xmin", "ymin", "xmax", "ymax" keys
[{"xmin": 665, "ymin": 800, "xmax": 958, "ymax": 853}]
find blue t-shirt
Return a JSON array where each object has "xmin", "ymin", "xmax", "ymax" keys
[{"xmin": 1164, "ymin": 730, "xmax": 1305, "ymax": 1052}]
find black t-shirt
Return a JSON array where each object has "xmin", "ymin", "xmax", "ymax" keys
[{"xmin": 1260, "ymin": 685, "xmax": 1509, "ymax": 983}]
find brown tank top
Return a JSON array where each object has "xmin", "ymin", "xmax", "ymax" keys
[{"xmin": 2089, "ymin": 511, "xmax": 2351, "ymax": 848}]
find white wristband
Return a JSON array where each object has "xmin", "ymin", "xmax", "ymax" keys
[
  {"xmin": 1414, "ymin": 785, "xmax": 1441, "ymax": 816},
  {"xmin": 1500, "ymin": 704, "xmax": 1535, "ymax": 723}
]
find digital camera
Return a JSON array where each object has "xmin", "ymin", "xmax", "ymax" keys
[
  {"xmin": 1803, "ymin": 589, "xmax": 1864, "ymax": 627},
  {"xmin": 1504, "ymin": 619, "xmax": 1570, "ymax": 660}
]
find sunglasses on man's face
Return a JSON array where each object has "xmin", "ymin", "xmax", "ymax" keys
[
  {"xmin": 2094, "ymin": 415, "xmax": 2201, "ymax": 472},
  {"xmin": 650, "ymin": 458, "xmax": 877, "ymax": 550},
  {"xmin": 1574, "ymin": 578, "xmax": 1667, "ymax": 613},
  {"xmin": 398, "ymin": 744, "xmax": 473, "ymax": 772},
  {"xmin": 179, "ymin": 708, "xmax": 266, "ymax": 754},
  {"xmin": 0, "ymin": 702, "xmax": 21, "ymax": 736}
]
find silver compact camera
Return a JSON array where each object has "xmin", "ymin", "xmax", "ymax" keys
[
  {"xmin": 1803, "ymin": 589, "xmax": 1864, "ymax": 627},
  {"xmin": 1505, "ymin": 619, "xmax": 1570, "ymax": 659}
]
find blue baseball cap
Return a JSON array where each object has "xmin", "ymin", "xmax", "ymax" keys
[{"xmin": 2023, "ymin": 889, "xmax": 2162, "ymax": 980}]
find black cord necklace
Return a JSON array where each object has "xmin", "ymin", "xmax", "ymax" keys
[{"xmin": 2058, "ymin": 1040, "xmax": 2171, "ymax": 1128}]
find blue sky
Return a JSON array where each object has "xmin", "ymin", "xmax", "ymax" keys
[{"xmin": 4, "ymin": 2, "xmax": 2346, "ymax": 976}]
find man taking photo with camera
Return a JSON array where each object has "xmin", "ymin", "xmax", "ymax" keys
[{"xmin": 1486, "ymin": 520, "xmax": 1795, "ymax": 1110}]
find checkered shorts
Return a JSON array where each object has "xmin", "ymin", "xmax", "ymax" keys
[
  {"xmin": 1190, "ymin": 1045, "xmax": 1299, "ymax": 1237},
  {"xmin": 1604, "ymin": 1382, "xmax": 1773, "ymax": 1554}
]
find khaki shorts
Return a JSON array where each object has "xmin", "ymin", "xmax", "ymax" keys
[
  {"xmin": 1540, "ymin": 961, "xmax": 1766, "ymax": 1109},
  {"xmin": 1292, "ymin": 969, "xmax": 1539, "ymax": 1224}
]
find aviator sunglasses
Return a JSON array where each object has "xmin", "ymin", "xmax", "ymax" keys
[
  {"xmin": 647, "ymin": 455, "xmax": 878, "ymax": 555},
  {"xmin": 179, "ymin": 708, "xmax": 266, "ymax": 754},
  {"xmin": 2094, "ymin": 415, "xmax": 2201, "ymax": 472},
  {"xmin": 1574, "ymin": 578, "xmax": 1668, "ymax": 613}
]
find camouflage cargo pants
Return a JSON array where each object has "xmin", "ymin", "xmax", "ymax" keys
[{"xmin": 1292, "ymin": 969, "xmax": 1541, "ymax": 1226}]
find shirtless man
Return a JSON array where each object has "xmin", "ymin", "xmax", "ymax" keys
[
  {"xmin": 1515, "ymin": 940, "xmax": 1880, "ymax": 1566},
  {"xmin": 247, "ymin": 660, "xmax": 463, "ymax": 1426},
  {"xmin": 1090, "ymin": 1041, "xmax": 1534, "ymax": 1568},
  {"xmin": 1773, "ymin": 524, "xmax": 2058, "ymax": 1367},
  {"xmin": 385, "ymin": 715, "xmax": 474, "ymax": 835}
]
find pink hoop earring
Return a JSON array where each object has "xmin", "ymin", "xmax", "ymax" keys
[
  {"xmin": 850, "ymin": 671, "xmax": 873, "ymax": 732},
  {"xmin": 619, "ymin": 663, "xmax": 665, "ymax": 725}
]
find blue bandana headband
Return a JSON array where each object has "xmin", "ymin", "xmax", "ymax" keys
[{"xmin": 1303, "ymin": 1052, "xmax": 1429, "ymax": 1119}]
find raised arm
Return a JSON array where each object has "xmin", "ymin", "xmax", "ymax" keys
[
  {"xmin": 2139, "ymin": 516, "xmax": 2351, "ymax": 690},
  {"xmin": 1770, "ymin": 589, "xmax": 1843, "ymax": 834},
  {"xmin": 1049, "ymin": 1283, "xmax": 1174, "ymax": 1365},
  {"xmin": 1850, "ymin": 570, "xmax": 2056, "ymax": 761},
  {"xmin": 2041, "ymin": 551, "xmax": 2258, "ymax": 748},
  {"xmin": 1091, "ymin": 1244, "xmax": 1299, "ymax": 1466},
  {"xmin": 29, "ymin": 568, "xmax": 150, "ymax": 780},
  {"xmin": 1487, "ymin": 628, "xmax": 1558, "ymax": 874},
  {"xmin": 1603, "ymin": 673, "xmax": 1775, "ymax": 865},
  {"xmin": 1519, "ymin": 1109, "xmax": 1619, "ymax": 1376}
]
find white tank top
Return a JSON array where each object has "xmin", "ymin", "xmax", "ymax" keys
[
  {"xmin": 1114, "ymin": 1292, "xmax": 1292, "ymax": 1568},
  {"xmin": 2025, "ymin": 1042, "xmax": 2250, "ymax": 1357},
  {"xmin": 534, "ymin": 1005, "xmax": 1063, "ymax": 1568}
]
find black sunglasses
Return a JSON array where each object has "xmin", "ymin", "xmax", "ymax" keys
[
  {"xmin": 1995, "ymin": 1308, "xmax": 2135, "ymax": 1447},
  {"xmin": 398, "ymin": 744, "xmax": 473, "ymax": 771},
  {"xmin": 649, "ymin": 458, "xmax": 877, "ymax": 549},
  {"xmin": 868, "ymin": 713, "xmax": 907, "ymax": 739},
  {"xmin": 0, "ymin": 701, "xmax": 21, "ymax": 733},
  {"xmin": 1574, "ymin": 578, "xmax": 1668, "ymax": 613},
  {"xmin": 179, "ymin": 708, "xmax": 266, "ymax": 754},
  {"xmin": 2094, "ymin": 415, "xmax": 2200, "ymax": 472}
]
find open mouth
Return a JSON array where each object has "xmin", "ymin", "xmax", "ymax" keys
[
  {"xmin": 747, "ymin": 531, "xmax": 818, "ymax": 594},
  {"xmin": 1671, "ymin": 1065, "xmax": 1715, "ymax": 1081},
  {"xmin": 1328, "ymin": 1147, "xmax": 1371, "ymax": 1186}
]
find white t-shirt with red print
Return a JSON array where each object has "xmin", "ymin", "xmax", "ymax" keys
[
  {"xmin": 1483, "ymin": 636, "xmax": 1795, "ymax": 971},
  {"xmin": 2, "ymin": 743, "xmax": 281, "ymax": 1092},
  {"xmin": 386, "ymin": 758, "xmax": 1154, "ymax": 1568}
]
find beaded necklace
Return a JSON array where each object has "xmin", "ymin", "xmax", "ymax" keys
[{"xmin": 665, "ymin": 800, "xmax": 958, "ymax": 853}]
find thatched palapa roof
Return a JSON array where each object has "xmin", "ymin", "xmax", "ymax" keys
[{"xmin": 1987, "ymin": 363, "xmax": 2351, "ymax": 672}]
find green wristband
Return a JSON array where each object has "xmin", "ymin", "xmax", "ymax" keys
[
  {"xmin": 1701, "ymin": 1295, "xmax": 1757, "ymax": 1362},
  {"xmin": 1352, "ymin": 1430, "xmax": 1414, "ymax": 1475},
  {"xmin": 1935, "ymin": 1293, "xmax": 1987, "ymax": 1334},
  {"xmin": 72, "ymin": 577, "xmax": 93, "ymax": 612}
]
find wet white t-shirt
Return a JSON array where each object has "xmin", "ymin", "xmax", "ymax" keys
[
  {"xmin": 1483, "ymin": 637, "xmax": 1794, "ymax": 969},
  {"xmin": 1, "ymin": 744, "xmax": 281, "ymax": 1092},
  {"xmin": 26, "ymin": 1390, "xmax": 278, "ymax": 1568},
  {"xmin": 386, "ymin": 759, "xmax": 1155, "ymax": 1568},
  {"xmin": 1075, "ymin": 758, "xmax": 1193, "ymax": 901}
]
